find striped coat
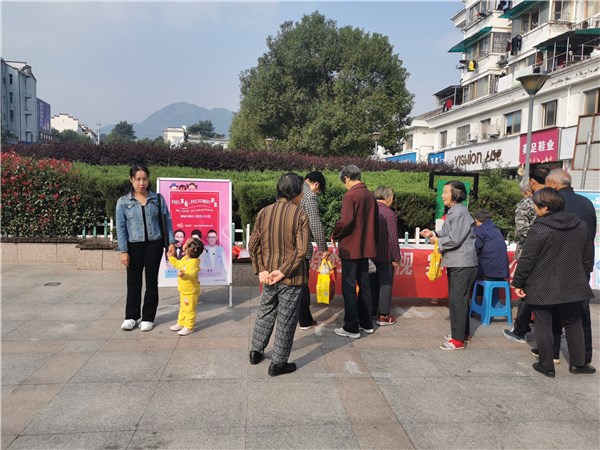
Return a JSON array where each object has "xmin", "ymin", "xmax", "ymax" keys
[{"xmin": 249, "ymin": 198, "xmax": 310, "ymax": 286}]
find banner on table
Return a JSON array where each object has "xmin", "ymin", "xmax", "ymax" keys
[{"xmin": 157, "ymin": 178, "xmax": 232, "ymax": 287}]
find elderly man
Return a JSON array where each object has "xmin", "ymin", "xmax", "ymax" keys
[
  {"xmin": 248, "ymin": 173, "xmax": 310, "ymax": 376},
  {"xmin": 298, "ymin": 171, "xmax": 330, "ymax": 330},
  {"xmin": 545, "ymin": 168, "xmax": 596, "ymax": 372},
  {"xmin": 331, "ymin": 165, "xmax": 378, "ymax": 339}
]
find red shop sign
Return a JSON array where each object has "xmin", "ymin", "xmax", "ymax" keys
[{"xmin": 519, "ymin": 128, "xmax": 559, "ymax": 164}]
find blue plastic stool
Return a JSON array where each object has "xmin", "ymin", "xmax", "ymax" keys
[{"xmin": 470, "ymin": 280, "xmax": 513, "ymax": 326}]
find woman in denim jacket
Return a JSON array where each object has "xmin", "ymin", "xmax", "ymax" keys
[{"xmin": 116, "ymin": 163, "xmax": 175, "ymax": 332}]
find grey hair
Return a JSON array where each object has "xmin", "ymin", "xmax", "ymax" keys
[
  {"xmin": 339, "ymin": 165, "xmax": 361, "ymax": 182},
  {"xmin": 547, "ymin": 168, "xmax": 572, "ymax": 187},
  {"xmin": 374, "ymin": 186, "xmax": 394, "ymax": 201},
  {"xmin": 519, "ymin": 178, "xmax": 531, "ymax": 194}
]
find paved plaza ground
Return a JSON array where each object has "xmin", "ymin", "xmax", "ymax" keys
[{"xmin": 1, "ymin": 262, "xmax": 599, "ymax": 449}]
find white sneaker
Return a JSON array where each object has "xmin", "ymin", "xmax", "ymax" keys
[
  {"xmin": 359, "ymin": 326, "xmax": 374, "ymax": 334},
  {"xmin": 334, "ymin": 327, "xmax": 361, "ymax": 339},
  {"xmin": 121, "ymin": 319, "xmax": 140, "ymax": 330},
  {"xmin": 139, "ymin": 321, "xmax": 154, "ymax": 332},
  {"xmin": 178, "ymin": 327, "xmax": 193, "ymax": 336},
  {"xmin": 170, "ymin": 324, "xmax": 183, "ymax": 331}
]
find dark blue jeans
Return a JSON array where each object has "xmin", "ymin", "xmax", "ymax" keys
[{"xmin": 341, "ymin": 258, "xmax": 373, "ymax": 333}]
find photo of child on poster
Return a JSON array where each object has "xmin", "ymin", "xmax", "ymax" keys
[{"xmin": 157, "ymin": 178, "xmax": 232, "ymax": 287}]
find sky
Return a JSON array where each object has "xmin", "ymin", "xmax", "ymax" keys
[{"xmin": 1, "ymin": 1, "xmax": 464, "ymax": 128}]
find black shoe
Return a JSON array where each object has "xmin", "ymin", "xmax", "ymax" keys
[
  {"xmin": 533, "ymin": 362, "xmax": 555, "ymax": 378},
  {"xmin": 569, "ymin": 363, "xmax": 596, "ymax": 374},
  {"xmin": 249, "ymin": 350, "xmax": 263, "ymax": 365},
  {"xmin": 268, "ymin": 362, "xmax": 296, "ymax": 377}
]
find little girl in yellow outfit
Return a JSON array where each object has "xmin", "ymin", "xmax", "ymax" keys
[{"xmin": 168, "ymin": 237, "xmax": 203, "ymax": 335}]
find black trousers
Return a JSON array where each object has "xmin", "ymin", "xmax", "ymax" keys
[
  {"xmin": 298, "ymin": 260, "xmax": 314, "ymax": 327},
  {"xmin": 447, "ymin": 266, "xmax": 477, "ymax": 342},
  {"xmin": 125, "ymin": 240, "xmax": 164, "ymax": 322},
  {"xmin": 341, "ymin": 258, "xmax": 373, "ymax": 333},
  {"xmin": 516, "ymin": 298, "xmax": 561, "ymax": 358},
  {"xmin": 581, "ymin": 299, "xmax": 593, "ymax": 364},
  {"xmin": 513, "ymin": 300, "xmax": 533, "ymax": 336},
  {"xmin": 533, "ymin": 302, "xmax": 585, "ymax": 370},
  {"xmin": 369, "ymin": 262, "xmax": 393, "ymax": 316}
]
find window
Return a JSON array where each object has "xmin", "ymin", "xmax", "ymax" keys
[
  {"xmin": 405, "ymin": 134, "xmax": 413, "ymax": 150},
  {"xmin": 480, "ymin": 119, "xmax": 491, "ymax": 139},
  {"xmin": 583, "ymin": 89, "xmax": 600, "ymax": 114},
  {"xmin": 521, "ymin": 8, "xmax": 540, "ymax": 33},
  {"xmin": 440, "ymin": 131, "xmax": 448, "ymax": 149},
  {"xmin": 457, "ymin": 125, "xmax": 471, "ymax": 145},
  {"xmin": 10, "ymin": 110, "xmax": 14, "ymax": 121},
  {"xmin": 543, "ymin": 100, "xmax": 557, "ymax": 127},
  {"xmin": 492, "ymin": 33, "xmax": 511, "ymax": 53},
  {"xmin": 9, "ymin": 92, "xmax": 13, "ymax": 103},
  {"xmin": 505, "ymin": 111, "xmax": 521, "ymax": 135},
  {"xmin": 9, "ymin": 74, "xmax": 13, "ymax": 85},
  {"xmin": 553, "ymin": 0, "xmax": 571, "ymax": 20}
]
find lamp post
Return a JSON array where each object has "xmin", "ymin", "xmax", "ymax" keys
[
  {"xmin": 371, "ymin": 131, "xmax": 382, "ymax": 157},
  {"xmin": 517, "ymin": 74, "xmax": 549, "ymax": 181},
  {"xmin": 265, "ymin": 137, "xmax": 274, "ymax": 151}
]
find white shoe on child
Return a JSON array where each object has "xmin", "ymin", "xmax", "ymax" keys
[
  {"xmin": 170, "ymin": 324, "xmax": 183, "ymax": 331},
  {"xmin": 178, "ymin": 327, "xmax": 193, "ymax": 336}
]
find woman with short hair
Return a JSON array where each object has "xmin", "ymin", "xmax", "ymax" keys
[
  {"xmin": 421, "ymin": 181, "xmax": 478, "ymax": 350},
  {"xmin": 512, "ymin": 187, "xmax": 595, "ymax": 377}
]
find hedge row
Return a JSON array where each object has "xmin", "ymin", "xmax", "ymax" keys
[
  {"xmin": 2, "ymin": 149, "xmax": 522, "ymax": 240},
  {"xmin": 7, "ymin": 142, "xmax": 454, "ymax": 173}
]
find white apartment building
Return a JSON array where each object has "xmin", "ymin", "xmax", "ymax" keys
[
  {"xmin": 50, "ymin": 113, "xmax": 97, "ymax": 142},
  {"xmin": 1, "ymin": 59, "xmax": 38, "ymax": 143},
  {"xmin": 163, "ymin": 126, "xmax": 229, "ymax": 149},
  {"xmin": 399, "ymin": 0, "xmax": 600, "ymax": 189}
]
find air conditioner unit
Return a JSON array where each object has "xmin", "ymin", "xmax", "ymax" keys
[
  {"xmin": 497, "ymin": 55, "xmax": 508, "ymax": 66},
  {"xmin": 467, "ymin": 133, "xmax": 477, "ymax": 142},
  {"xmin": 488, "ymin": 131, "xmax": 500, "ymax": 138}
]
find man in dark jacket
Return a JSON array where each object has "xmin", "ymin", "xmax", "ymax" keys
[
  {"xmin": 331, "ymin": 165, "xmax": 378, "ymax": 339},
  {"xmin": 546, "ymin": 168, "xmax": 597, "ymax": 371}
]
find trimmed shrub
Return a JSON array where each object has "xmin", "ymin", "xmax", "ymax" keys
[{"xmin": 1, "ymin": 152, "xmax": 104, "ymax": 237}]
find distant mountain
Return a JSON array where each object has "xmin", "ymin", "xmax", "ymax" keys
[{"xmin": 101, "ymin": 102, "xmax": 235, "ymax": 140}]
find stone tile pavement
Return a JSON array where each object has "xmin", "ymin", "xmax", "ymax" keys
[{"xmin": 1, "ymin": 262, "xmax": 599, "ymax": 449}]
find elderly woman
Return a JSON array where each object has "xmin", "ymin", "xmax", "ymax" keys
[
  {"xmin": 421, "ymin": 181, "xmax": 478, "ymax": 350},
  {"xmin": 512, "ymin": 188, "xmax": 595, "ymax": 377}
]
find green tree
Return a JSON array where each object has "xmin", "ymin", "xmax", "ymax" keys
[
  {"xmin": 229, "ymin": 11, "xmax": 414, "ymax": 156},
  {"xmin": 106, "ymin": 121, "xmax": 136, "ymax": 143},
  {"xmin": 188, "ymin": 120, "xmax": 216, "ymax": 138},
  {"xmin": 52, "ymin": 128, "xmax": 90, "ymax": 143}
]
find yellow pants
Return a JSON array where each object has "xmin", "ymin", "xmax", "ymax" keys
[{"xmin": 177, "ymin": 290, "xmax": 200, "ymax": 329}]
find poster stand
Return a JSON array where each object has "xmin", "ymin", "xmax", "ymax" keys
[{"xmin": 157, "ymin": 178, "xmax": 233, "ymax": 307}]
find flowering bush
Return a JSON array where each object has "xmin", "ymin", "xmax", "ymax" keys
[{"xmin": 1, "ymin": 152, "xmax": 103, "ymax": 237}]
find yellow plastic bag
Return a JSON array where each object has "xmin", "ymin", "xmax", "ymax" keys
[
  {"xmin": 427, "ymin": 240, "xmax": 443, "ymax": 281},
  {"xmin": 316, "ymin": 259, "xmax": 335, "ymax": 304}
]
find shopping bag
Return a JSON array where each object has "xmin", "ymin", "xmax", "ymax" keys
[
  {"xmin": 316, "ymin": 259, "xmax": 335, "ymax": 304},
  {"xmin": 427, "ymin": 240, "xmax": 443, "ymax": 281}
]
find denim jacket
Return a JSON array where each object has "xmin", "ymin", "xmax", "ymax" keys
[{"xmin": 115, "ymin": 191, "xmax": 175, "ymax": 252}]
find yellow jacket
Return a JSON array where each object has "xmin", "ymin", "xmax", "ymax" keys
[{"xmin": 168, "ymin": 255, "xmax": 200, "ymax": 293}]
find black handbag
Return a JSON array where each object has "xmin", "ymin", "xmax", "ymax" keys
[{"xmin": 156, "ymin": 193, "xmax": 170, "ymax": 250}]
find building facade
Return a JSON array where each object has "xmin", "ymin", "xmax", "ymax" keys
[
  {"xmin": 398, "ymin": 0, "xmax": 600, "ymax": 189},
  {"xmin": 1, "ymin": 59, "xmax": 38, "ymax": 143},
  {"xmin": 50, "ymin": 113, "xmax": 97, "ymax": 142}
]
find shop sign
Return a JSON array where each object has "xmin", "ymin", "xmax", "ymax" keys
[
  {"xmin": 454, "ymin": 149, "xmax": 503, "ymax": 167},
  {"xmin": 519, "ymin": 128, "xmax": 559, "ymax": 164}
]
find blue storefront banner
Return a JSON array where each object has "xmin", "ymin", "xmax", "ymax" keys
[
  {"xmin": 428, "ymin": 151, "xmax": 445, "ymax": 164},
  {"xmin": 385, "ymin": 152, "xmax": 417, "ymax": 163}
]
